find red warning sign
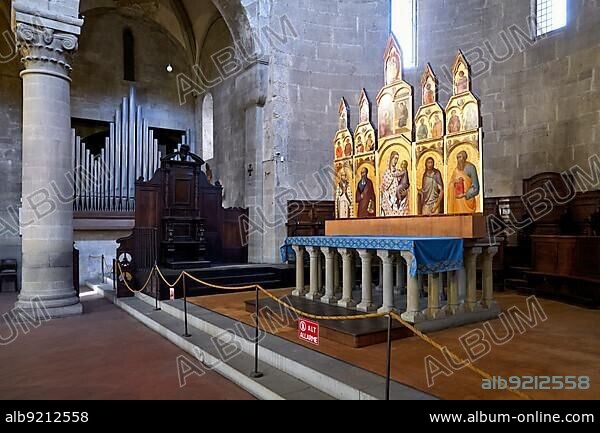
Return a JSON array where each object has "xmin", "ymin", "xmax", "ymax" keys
[{"xmin": 298, "ymin": 318, "xmax": 319, "ymax": 346}]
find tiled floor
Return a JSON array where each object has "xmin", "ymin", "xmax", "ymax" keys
[{"xmin": 0, "ymin": 293, "xmax": 254, "ymax": 400}]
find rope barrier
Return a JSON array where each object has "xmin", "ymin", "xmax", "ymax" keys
[
  {"xmin": 116, "ymin": 264, "xmax": 532, "ymax": 400},
  {"xmin": 116, "ymin": 261, "xmax": 155, "ymax": 294},
  {"xmin": 389, "ymin": 312, "xmax": 532, "ymax": 400},
  {"xmin": 154, "ymin": 266, "xmax": 184, "ymax": 288}
]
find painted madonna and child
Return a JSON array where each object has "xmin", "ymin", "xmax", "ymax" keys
[{"xmin": 333, "ymin": 35, "xmax": 483, "ymax": 220}]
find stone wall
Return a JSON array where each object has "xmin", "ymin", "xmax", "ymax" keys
[
  {"xmin": 407, "ymin": 0, "xmax": 600, "ymax": 197},
  {"xmin": 71, "ymin": 8, "xmax": 195, "ymax": 132},
  {"xmin": 0, "ymin": 12, "xmax": 23, "ymax": 265},
  {"xmin": 257, "ymin": 0, "xmax": 391, "ymax": 262}
]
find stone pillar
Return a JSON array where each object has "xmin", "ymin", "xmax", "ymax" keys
[
  {"xmin": 444, "ymin": 271, "xmax": 462, "ymax": 315},
  {"xmin": 337, "ymin": 249, "xmax": 356, "ymax": 309},
  {"xmin": 426, "ymin": 272, "xmax": 444, "ymax": 319},
  {"xmin": 356, "ymin": 249, "xmax": 376, "ymax": 312},
  {"xmin": 457, "ymin": 268, "xmax": 467, "ymax": 302},
  {"xmin": 333, "ymin": 253, "xmax": 341, "ymax": 297},
  {"xmin": 377, "ymin": 250, "xmax": 394, "ymax": 313},
  {"xmin": 291, "ymin": 245, "xmax": 306, "ymax": 297},
  {"xmin": 317, "ymin": 253, "xmax": 324, "ymax": 294},
  {"xmin": 401, "ymin": 252, "xmax": 424, "ymax": 323},
  {"xmin": 305, "ymin": 246, "xmax": 320, "ymax": 301},
  {"xmin": 320, "ymin": 247, "xmax": 337, "ymax": 305},
  {"xmin": 465, "ymin": 247, "xmax": 482, "ymax": 312},
  {"xmin": 482, "ymin": 246, "xmax": 499, "ymax": 309},
  {"xmin": 375, "ymin": 259, "xmax": 384, "ymax": 292},
  {"xmin": 13, "ymin": 3, "xmax": 84, "ymax": 318},
  {"xmin": 394, "ymin": 255, "xmax": 405, "ymax": 294},
  {"xmin": 351, "ymin": 251, "xmax": 359, "ymax": 290}
]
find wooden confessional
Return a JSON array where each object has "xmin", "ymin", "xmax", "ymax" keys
[{"xmin": 116, "ymin": 147, "xmax": 248, "ymax": 298}]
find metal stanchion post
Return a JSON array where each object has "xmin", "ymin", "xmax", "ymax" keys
[
  {"xmin": 183, "ymin": 273, "xmax": 191, "ymax": 338},
  {"xmin": 113, "ymin": 259, "xmax": 116, "ymax": 290},
  {"xmin": 250, "ymin": 285, "xmax": 263, "ymax": 378},
  {"xmin": 154, "ymin": 262, "xmax": 161, "ymax": 311},
  {"xmin": 101, "ymin": 255, "xmax": 105, "ymax": 283},
  {"xmin": 385, "ymin": 313, "xmax": 392, "ymax": 401}
]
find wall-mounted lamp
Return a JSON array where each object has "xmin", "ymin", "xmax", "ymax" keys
[
  {"xmin": 166, "ymin": 64, "xmax": 174, "ymax": 73},
  {"xmin": 247, "ymin": 164, "xmax": 254, "ymax": 177}
]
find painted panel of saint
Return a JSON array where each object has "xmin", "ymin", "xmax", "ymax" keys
[
  {"xmin": 424, "ymin": 78, "xmax": 435, "ymax": 105},
  {"xmin": 386, "ymin": 51, "xmax": 401, "ymax": 85},
  {"xmin": 455, "ymin": 69, "xmax": 469, "ymax": 94},
  {"xmin": 463, "ymin": 102, "xmax": 479, "ymax": 131},
  {"xmin": 355, "ymin": 157, "xmax": 377, "ymax": 219},
  {"xmin": 335, "ymin": 160, "xmax": 354, "ymax": 219},
  {"xmin": 335, "ymin": 139, "xmax": 344, "ymax": 159},
  {"xmin": 394, "ymin": 97, "xmax": 410, "ymax": 132},
  {"xmin": 378, "ymin": 93, "xmax": 394, "ymax": 139},
  {"xmin": 417, "ymin": 152, "xmax": 444, "ymax": 216},
  {"xmin": 417, "ymin": 117, "xmax": 429, "ymax": 141},
  {"xmin": 446, "ymin": 145, "xmax": 481, "ymax": 214},
  {"xmin": 344, "ymin": 137, "xmax": 353, "ymax": 157},
  {"xmin": 448, "ymin": 109, "xmax": 462, "ymax": 135},
  {"xmin": 378, "ymin": 144, "xmax": 412, "ymax": 217},
  {"xmin": 431, "ymin": 113, "xmax": 444, "ymax": 139}
]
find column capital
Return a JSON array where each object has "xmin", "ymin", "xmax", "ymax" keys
[
  {"xmin": 483, "ymin": 246, "xmax": 499, "ymax": 259},
  {"xmin": 12, "ymin": 2, "xmax": 84, "ymax": 79},
  {"xmin": 321, "ymin": 247, "xmax": 336, "ymax": 258},
  {"xmin": 466, "ymin": 246, "xmax": 483, "ymax": 258},
  {"xmin": 400, "ymin": 251, "xmax": 415, "ymax": 262},
  {"xmin": 306, "ymin": 246, "xmax": 320, "ymax": 256},
  {"xmin": 377, "ymin": 249, "xmax": 394, "ymax": 264},
  {"xmin": 337, "ymin": 248, "xmax": 353, "ymax": 258},
  {"xmin": 291, "ymin": 244, "xmax": 304, "ymax": 254},
  {"xmin": 357, "ymin": 249, "xmax": 373, "ymax": 259}
]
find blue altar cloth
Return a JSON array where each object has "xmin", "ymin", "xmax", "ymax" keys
[{"xmin": 281, "ymin": 236, "xmax": 464, "ymax": 276}]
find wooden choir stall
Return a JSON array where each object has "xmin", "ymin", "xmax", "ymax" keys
[{"xmin": 116, "ymin": 146, "xmax": 248, "ymax": 299}]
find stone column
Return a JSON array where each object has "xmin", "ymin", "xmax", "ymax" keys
[
  {"xmin": 377, "ymin": 250, "xmax": 394, "ymax": 313},
  {"xmin": 305, "ymin": 246, "xmax": 320, "ymax": 301},
  {"xmin": 426, "ymin": 272, "xmax": 444, "ymax": 319},
  {"xmin": 351, "ymin": 251, "xmax": 359, "ymax": 290},
  {"xmin": 333, "ymin": 253, "xmax": 341, "ymax": 297},
  {"xmin": 465, "ymin": 247, "xmax": 482, "ymax": 312},
  {"xmin": 375, "ymin": 259, "xmax": 384, "ymax": 292},
  {"xmin": 291, "ymin": 245, "xmax": 306, "ymax": 297},
  {"xmin": 356, "ymin": 249, "xmax": 376, "ymax": 312},
  {"xmin": 444, "ymin": 271, "xmax": 462, "ymax": 315},
  {"xmin": 482, "ymin": 246, "xmax": 499, "ymax": 309},
  {"xmin": 320, "ymin": 247, "xmax": 337, "ymax": 305},
  {"xmin": 401, "ymin": 252, "xmax": 424, "ymax": 323},
  {"xmin": 337, "ymin": 249, "xmax": 356, "ymax": 309},
  {"xmin": 394, "ymin": 255, "xmax": 405, "ymax": 294},
  {"xmin": 13, "ymin": 4, "xmax": 84, "ymax": 318},
  {"xmin": 317, "ymin": 253, "xmax": 324, "ymax": 294}
]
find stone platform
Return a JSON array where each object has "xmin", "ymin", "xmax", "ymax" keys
[{"xmin": 245, "ymin": 296, "xmax": 413, "ymax": 348}]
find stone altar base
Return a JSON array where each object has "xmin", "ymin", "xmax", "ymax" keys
[
  {"xmin": 326, "ymin": 214, "xmax": 486, "ymax": 239},
  {"xmin": 245, "ymin": 296, "xmax": 413, "ymax": 348}
]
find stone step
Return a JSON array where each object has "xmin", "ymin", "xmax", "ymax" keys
[
  {"xmin": 89, "ymin": 281, "xmax": 437, "ymax": 400},
  {"xmin": 95, "ymin": 285, "xmax": 334, "ymax": 400}
]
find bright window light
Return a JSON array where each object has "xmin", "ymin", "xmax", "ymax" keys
[
  {"xmin": 391, "ymin": 0, "xmax": 417, "ymax": 67},
  {"xmin": 536, "ymin": 0, "xmax": 568, "ymax": 37}
]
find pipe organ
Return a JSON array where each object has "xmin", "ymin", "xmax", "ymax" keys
[{"xmin": 73, "ymin": 87, "xmax": 191, "ymax": 213}]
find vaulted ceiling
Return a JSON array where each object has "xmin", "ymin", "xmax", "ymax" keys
[{"xmin": 79, "ymin": 0, "xmax": 225, "ymax": 64}]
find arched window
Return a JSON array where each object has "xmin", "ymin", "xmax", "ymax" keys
[
  {"xmin": 202, "ymin": 93, "xmax": 214, "ymax": 161},
  {"xmin": 123, "ymin": 28, "xmax": 135, "ymax": 81}
]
